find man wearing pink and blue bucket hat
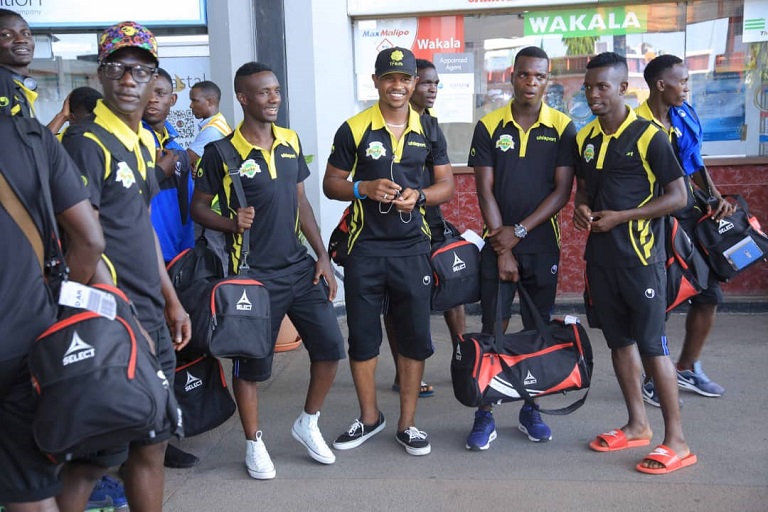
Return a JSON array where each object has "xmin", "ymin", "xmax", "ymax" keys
[{"xmin": 58, "ymin": 21, "xmax": 190, "ymax": 512}]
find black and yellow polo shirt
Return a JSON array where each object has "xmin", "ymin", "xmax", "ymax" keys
[
  {"xmin": 196, "ymin": 123, "xmax": 312, "ymax": 277},
  {"xmin": 467, "ymin": 100, "xmax": 576, "ymax": 254},
  {"xmin": 10, "ymin": 78, "xmax": 36, "ymax": 117},
  {"xmin": 62, "ymin": 100, "xmax": 165, "ymax": 331},
  {"xmin": 327, "ymin": 103, "xmax": 449, "ymax": 257},
  {"xmin": 0, "ymin": 66, "xmax": 37, "ymax": 117},
  {"xmin": 575, "ymin": 107, "xmax": 683, "ymax": 267}
]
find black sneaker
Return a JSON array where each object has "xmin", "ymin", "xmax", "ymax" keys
[
  {"xmin": 164, "ymin": 444, "xmax": 199, "ymax": 469},
  {"xmin": 333, "ymin": 412, "xmax": 386, "ymax": 450},
  {"xmin": 396, "ymin": 426, "xmax": 431, "ymax": 456}
]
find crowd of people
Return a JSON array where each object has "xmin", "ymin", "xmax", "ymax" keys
[{"xmin": 0, "ymin": 9, "xmax": 732, "ymax": 512}]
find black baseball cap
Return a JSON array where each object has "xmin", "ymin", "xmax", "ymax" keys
[{"xmin": 375, "ymin": 47, "xmax": 417, "ymax": 77}]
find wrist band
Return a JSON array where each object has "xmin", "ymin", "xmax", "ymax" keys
[{"xmin": 353, "ymin": 181, "xmax": 367, "ymax": 200}]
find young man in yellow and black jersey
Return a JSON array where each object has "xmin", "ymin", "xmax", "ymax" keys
[
  {"xmin": 574, "ymin": 52, "xmax": 695, "ymax": 475},
  {"xmin": 0, "ymin": 9, "xmax": 37, "ymax": 118},
  {"xmin": 192, "ymin": 61, "xmax": 344, "ymax": 480},
  {"xmin": 636, "ymin": 54, "xmax": 734, "ymax": 406},
  {"xmin": 324, "ymin": 47, "xmax": 454, "ymax": 457},
  {"xmin": 59, "ymin": 21, "xmax": 191, "ymax": 512},
  {"xmin": 466, "ymin": 46, "xmax": 576, "ymax": 450}
]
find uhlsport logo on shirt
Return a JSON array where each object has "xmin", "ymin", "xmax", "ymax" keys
[
  {"xmin": 239, "ymin": 159, "xmax": 261, "ymax": 179},
  {"xmin": 495, "ymin": 134, "xmax": 515, "ymax": 152},
  {"xmin": 236, "ymin": 290, "xmax": 252, "ymax": 311},
  {"xmin": 452, "ymin": 252, "xmax": 466, "ymax": 272},
  {"xmin": 184, "ymin": 371, "xmax": 203, "ymax": 392},
  {"xmin": 584, "ymin": 144, "xmax": 595, "ymax": 163},
  {"xmin": 365, "ymin": 141, "xmax": 386, "ymax": 160},
  {"xmin": 115, "ymin": 161, "xmax": 136, "ymax": 189},
  {"xmin": 718, "ymin": 219, "xmax": 734, "ymax": 235},
  {"xmin": 62, "ymin": 331, "xmax": 96, "ymax": 366}
]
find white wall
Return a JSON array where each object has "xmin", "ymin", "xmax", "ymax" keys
[{"xmin": 285, "ymin": 0, "xmax": 357, "ymax": 303}]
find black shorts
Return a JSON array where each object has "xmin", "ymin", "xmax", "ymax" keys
[
  {"xmin": 233, "ymin": 262, "xmax": 345, "ymax": 382},
  {"xmin": 480, "ymin": 248, "xmax": 559, "ymax": 331},
  {"xmin": 345, "ymin": 253, "xmax": 434, "ymax": 361},
  {"xmin": 690, "ymin": 275, "xmax": 724, "ymax": 305},
  {"xmin": 0, "ymin": 355, "xmax": 61, "ymax": 502},
  {"xmin": 586, "ymin": 263, "xmax": 670, "ymax": 357},
  {"xmin": 74, "ymin": 326, "xmax": 178, "ymax": 469}
]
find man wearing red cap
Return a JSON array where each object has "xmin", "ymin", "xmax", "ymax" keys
[
  {"xmin": 59, "ymin": 21, "xmax": 190, "ymax": 512},
  {"xmin": 323, "ymin": 47, "xmax": 454, "ymax": 456}
]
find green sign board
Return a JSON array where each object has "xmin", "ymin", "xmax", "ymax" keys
[{"xmin": 524, "ymin": 7, "xmax": 648, "ymax": 38}]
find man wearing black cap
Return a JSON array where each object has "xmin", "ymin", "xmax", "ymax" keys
[
  {"xmin": 323, "ymin": 47, "xmax": 454, "ymax": 456},
  {"xmin": 59, "ymin": 21, "xmax": 190, "ymax": 512}
]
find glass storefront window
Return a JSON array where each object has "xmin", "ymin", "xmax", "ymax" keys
[{"xmin": 353, "ymin": 0, "xmax": 768, "ymax": 164}]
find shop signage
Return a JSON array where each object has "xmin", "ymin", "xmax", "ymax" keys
[
  {"xmin": 524, "ymin": 7, "xmax": 647, "ymax": 38},
  {"xmin": 743, "ymin": 0, "xmax": 768, "ymax": 43},
  {"xmin": 348, "ymin": 0, "xmax": 627, "ymax": 17},
  {"xmin": 6, "ymin": 0, "xmax": 206, "ymax": 28}
]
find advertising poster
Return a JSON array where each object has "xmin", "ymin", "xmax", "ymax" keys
[
  {"xmin": 695, "ymin": 71, "xmax": 746, "ymax": 142},
  {"xmin": 432, "ymin": 52, "xmax": 474, "ymax": 123},
  {"xmin": 160, "ymin": 57, "xmax": 212, "ymax": 149},
  {"xmin": 353, "ymin": 16, "xmax": 465, "ymax": 103},
  {"xmin": 743, "ymin": 0, "xmax": 768, "ymax": 43}
]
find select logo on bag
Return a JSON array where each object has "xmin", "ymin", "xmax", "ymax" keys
[
  {"xmin": 455, "ymin": 344, "xmax": 462, "ymax": 361},
  {"xmin": 236, "ymin": 290, "xmax": 252, "ymax": 311},
  {"xmin": 452, "ymin": 252, "xmax": 466, "ymax": 272},
  {"xmin": 62, "ymin": 331, "xmax": 95, "ymax": 366},
  {"xmin": 184, "ymin": 371, "xmax": 203, "ymax": 392},
  {"xmin": 524, "ymin": 370, "xmax": 537, "ymax": 386},
  {"xmin": 718, "ymin": 219, "xmax": 734, "ymax": 235}
]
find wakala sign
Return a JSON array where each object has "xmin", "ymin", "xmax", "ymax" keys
[{"xmin": 525, "ymin": 7, "xmax": 648, "ymax": 38}]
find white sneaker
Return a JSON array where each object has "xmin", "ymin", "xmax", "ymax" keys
[
  {"xmin": 292, "ymin": 411, "xmax": 335, "ymax": 464},
  {"xmin": 245, "ymin": 431, "xmax": 276, "ymax": 479}
]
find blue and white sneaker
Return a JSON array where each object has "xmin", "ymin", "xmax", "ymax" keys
[
  {"xmin": 89, "ymin": 475, "xmax": 127, "ymax": 509},
  {"xmin": 465, "ymin": 409, "xmax": 497, "ymax": 451},
  {"xmin": 642, "ymin": 378, "xmax": 684, "ymax": 408},
  {"xmin": 677, "ymin": 361, "xmax": 725, "ymax": 397},
  {"xmin": 518, "ymin": 403, "xmax": 552, "ymax": 442}
]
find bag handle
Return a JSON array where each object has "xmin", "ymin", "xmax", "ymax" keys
[
  {"xmin": 212, "ymin": 139, "xmax": 251, "ymax": 275},
  {"xmin": 492, "ymin": 280, "xmax": 554, "ymax": 353}
]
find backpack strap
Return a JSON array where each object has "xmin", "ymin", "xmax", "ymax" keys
[
  {"xmin": 211, "ymin": 138, "xmax": 250, "ymax": 274},
  {"xmin": 0, "ymin": 168, "xmax": 44, "ymax": 271},
  {"xmin": 86, "ymin": 123, "xmax": 153, "ymax": 206}
]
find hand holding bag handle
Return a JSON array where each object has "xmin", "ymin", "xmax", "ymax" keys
[
  {"xmin": 227, "ymin": 166, "xmax": 252, "ymax": 275},
  {"xmin": 493, "ymin": 280, "xmax": 590, "ymax": 415}
]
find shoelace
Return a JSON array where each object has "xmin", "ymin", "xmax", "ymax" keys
[
  {"xmin": 404, "ymin": 427, "xmax": 427, "ymax": 441},
  {"xmin": 347, "ymin": 419, "xmax": 365, "ymax": 436}
]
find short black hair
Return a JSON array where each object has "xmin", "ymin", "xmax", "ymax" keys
[
  {"xmin": 191, "ymin": 80, "xmax": 222, "ymax": 102},
  {"xmin": 0, "ymin": 9, "xmax": 24, "ymax": 22},
  {"xmin": 156, "ymin": 67, "xmax": 173, "ymax": 88},
  {"xmin": 586, "ymin": 52, "xmax": 628, "ymax": 73},
  {"xmin": 234, "ymin": 62, "xmax": 273, "ymax": 93},
  {"xmin": 68, "ymin": 86, "xmax": 102, "ymax": 115},
  {"xmin": 416, "ymin": 59, "xmax": 435, "ymax": 72},
  {"xmin": 643, "ymin": 54, "xmax": 683, "ymax": 87},
  {"xmin": 514, "ymin": 46, "xmax": 549, "ymax": 67}
]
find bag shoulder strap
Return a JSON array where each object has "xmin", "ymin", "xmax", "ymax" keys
[
  {"xmin": 212, "ymin": 137, "xmax": 250, "ymax": 274},
  {"xmin": 0, "ymin": 169, "xmax": 44, "ymax": 271},
  {"xmin": 86, "ymin": 122, "xmax": 152, "ymax": 205}
]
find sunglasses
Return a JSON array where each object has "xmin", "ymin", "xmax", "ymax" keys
[{"xmin": 100, "ymin": 62, "xmax": 157, "ymax": 83}]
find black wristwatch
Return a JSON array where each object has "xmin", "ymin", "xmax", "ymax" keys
[
  {"xmin": 416, "ymin": 189, "xmax": 427, "ymax": 207},
  {"xmin": 514, "ymin": 223, "xmax": 528, "ymax": 239}
]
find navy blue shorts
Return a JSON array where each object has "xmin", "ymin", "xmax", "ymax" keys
[
  {"xmin": 0, "ymin": 355, "xmax": 61, "ymax": 502},
  {"xmin": 480, "ymin": 248, "xmax": 559, "ymax": 331},
  {"xmin": 233, "ymin": 262, "xmax": 345, "ymax": 382},
  {"xmin": 586, "ymin": 262, "xmax": 669, "ymax": 357},
  {"xmin": 345, "ymin": 253, "xmax": 434, "ymax": 361}
]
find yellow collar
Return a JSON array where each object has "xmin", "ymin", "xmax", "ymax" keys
[
  {"xmin": 371, "ymin": 102, "xmax": 423, "ymax": 134},
  {"xmin": 230, "ymin": 122, "xmax": 290, "ymax": 160},
  {"xmin": 502, "ymin": 99, "xmax": 558, "ymax": 129},
  {"xmin": 588, "ymin": 106, "xmax": 638, "ymax": 138},
  {"xmin": 93, "ymin": 100, "xmax": 154, "ymax": 151}
]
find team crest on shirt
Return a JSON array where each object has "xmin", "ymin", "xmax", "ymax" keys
[
  {"xmin": 583, "ymin": 144, "xmax": 595, "ymax": 163},
  {"xmin": 365, "ymin": 141, "xmax": 386, "ymax": 160},
  {"xmin": 495, "ymin": 134, "xmax": 515, "ymax": 152},
  {"xmin": 239, "ymin": 159, "xmax": 261, "ymax": 179},
  {"xmin": 115, "ymin": 162, "xmax": 135, "ymax": 189}
]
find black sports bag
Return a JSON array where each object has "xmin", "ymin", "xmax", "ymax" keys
[
  {"xmin": 430, "ymin": 234, "xmax": 480, "ymax": 311},
  {"xmin": 29, "ymin": 284, "xmax": 183, "ymax": 462},
  {"xmin": 174, "ymin": 355, "xmax": 236, "ymax": 437}
]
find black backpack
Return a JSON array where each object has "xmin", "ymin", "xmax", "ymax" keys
[{"xmin": 29, "ymin": 284, "xmax": 184, "ymax": 462}]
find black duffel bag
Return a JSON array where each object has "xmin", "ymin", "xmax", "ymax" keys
[
  {"xmin": 452, "ymin": 282, "xmax": 593, "ymax": 415},
  {"xmin": 174, "ymin": 355, "xmax": 236, "ymax": 437},
  {"xmin": 694, "ymin": 194, "xmax": 768, "ymax": 281}
]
